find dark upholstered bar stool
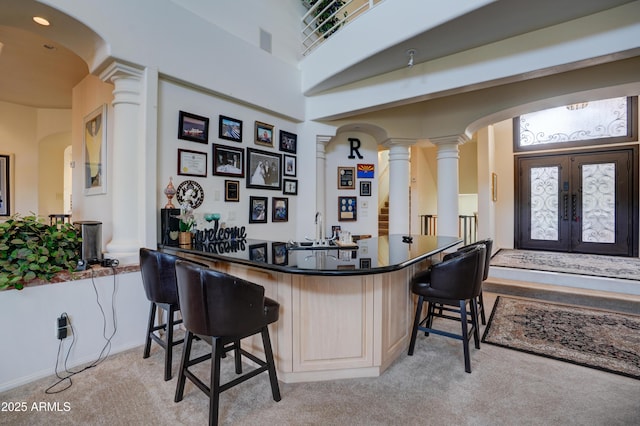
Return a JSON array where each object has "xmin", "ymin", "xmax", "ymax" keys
[
  {"xmin": 139, "ymin": 248, "xmax": 184, "ymax": 381},
  {"xmin": 408, "ymin": 244, "xmax": 486, "ymax": 373},
  {"xmin": 454, "ymin": 238, "xmax": 493, "ymax": 324},
  {"xmin": 174, "ymin": 260, "xmax": 281, "ymax": 426}
]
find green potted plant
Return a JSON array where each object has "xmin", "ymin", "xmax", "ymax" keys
[{"xmin": 0, "ymin": 214, "xmax": 82, "ymax": 290}]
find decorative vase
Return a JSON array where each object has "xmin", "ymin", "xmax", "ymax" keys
[
  {"xmin": 178, "ymin": 231, "xmax": 192, "ymax": 248},
  {"xmin": 164, "ymin": 177, "xmax": 177, "ymax": 208}
]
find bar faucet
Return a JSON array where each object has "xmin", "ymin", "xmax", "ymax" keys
[{"xmin": 315, "ymin": 212, "xmax": 324, "ymax": 242}]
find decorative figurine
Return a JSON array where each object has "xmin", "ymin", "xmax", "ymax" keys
[{"xmin": 163, "ymin": 176, "xmax": 177, "ymax": 208}]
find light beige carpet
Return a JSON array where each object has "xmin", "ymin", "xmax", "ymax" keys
[{"xmin": 2, "ymin": 294, "xmax": 640, "ymax": 425}]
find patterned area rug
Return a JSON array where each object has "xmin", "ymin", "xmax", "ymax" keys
[
  {"xmin": 490, "ymin": 249, "xmax": 640, "ymax": 280},
  {"xmin": 482, "ymin": 296, "xmax": 640, "ymax": 380}
]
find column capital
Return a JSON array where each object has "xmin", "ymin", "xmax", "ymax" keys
[
  {"xmin": 99, "ymin": 61, "xmax": 144, "ymax": 82},
  {"xmin": 316, "ymin": 135, "xmax": 333, "ymax": 146},
  {"xmin": 381, "ymin": 138, "xmax": 416, "ymax": 149},
  {"xmin": 429, "ymin": 134, "xmax": 469, "ymax": 147}
]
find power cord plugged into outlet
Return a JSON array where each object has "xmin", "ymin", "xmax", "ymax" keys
[{"xmin": 57, "ymin": 314, "xmax": 69, "ymax": 340}]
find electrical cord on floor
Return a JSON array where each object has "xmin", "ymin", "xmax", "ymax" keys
[{"xmin": 45, "ymin": 265, "xmax": 119, "ymax": 394}]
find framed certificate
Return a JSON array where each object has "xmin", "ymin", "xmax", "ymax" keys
[{"xmin": 178, "ymin": 149, "xmax": 207, "ymax": 177}]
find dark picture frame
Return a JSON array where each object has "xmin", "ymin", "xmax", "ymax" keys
[
  {"xmin": 212, "ymin": 144, "xmax": 244, "ymax": 178},
  {"xmin": 360, "ymin": 181, "xmax": 371, "ymax": 196},
  {"xmin": 283, "ymin": 154, "xmax": 296, "ymax": 177},
  {"xmin": 272, "ymin": 197, "xmax": 288, "ymax": 222},
  {"xmin": 359, "ymin": 258, "xmax": 372, "ymax": 269},
  {"xmin": 249, "ymin": 243, "xmax": 268, "ymax": 262},
  {"xmin": 219, "ymin": 115, "xmax": 242, "ymax": 142},
  {"xmin": 0, "ymin": 154, "xmax": 11, "ymax": 216},
  {"xmin": 272, "ymin": 242, "xmax": 288, "ymax": 265},
  {"xmin": 177, "ymin": 148, "xmax": 207, "ymax": 177},
  {"xmin": 283, "ymin": 179, "xmax": 298, "ymax": 195},
  {"xmin": 338, "ymin": 196, "xmax": 357, "ymax": 221},
  {"xmin": 247, "ymin": 148, "xmax": 282, "ymax": 190},
  {"xmin": 178, "ymin": 110, "xmax": 209, "ymax": 143},
  {"xmin": 338, "ymin": 166, "xmax": 355, "ymax": 189},
  {"xmin": 249, "ymin": 196, "xmax": 268, "ymax": 223},
  {"xmin": 225, "ymin": 180, "xmax": 240, "ymax": 202},
  {"xmin": 279, "ymin": 130, "xmax": 297, "ymax": 153},
  {"xmin": 255, "ymin": 121, "xmax": 274, "ymax": 147}
]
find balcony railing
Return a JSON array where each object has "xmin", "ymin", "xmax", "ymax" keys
[
  {"xmin": 420, "ymin": 214, "xmax": 478, "ymax": 246},
  {"xmin": 301, "ymin": 0, "xmax": 383, "ymax": 56}
]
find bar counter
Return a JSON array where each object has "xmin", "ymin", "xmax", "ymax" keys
[{"xmin": 160, "ymin": 234, "xmax": 461, "ymax": 383}]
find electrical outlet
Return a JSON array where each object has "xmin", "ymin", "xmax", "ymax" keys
[{"xmin": 57, "ymin": 315, "xmax": 68, "ymax": 340}]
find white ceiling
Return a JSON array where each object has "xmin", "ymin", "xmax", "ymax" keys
[{"xmin": 0, "ymin": 0, "xmax": 636, "ymax": 110}]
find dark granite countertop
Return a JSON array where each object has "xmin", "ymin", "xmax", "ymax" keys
[{"xmin": 160, "ymin": 234, "xmax": 461, "ymax": 276}]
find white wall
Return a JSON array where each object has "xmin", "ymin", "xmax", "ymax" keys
[
  {"xmin": 0, "ymin": 101, "xmax": 39, "ymax": 215},
  {"xmin": 157, "ymin": 79, "xmax": 300, "ymax": 242},
  {"xmin": 493, "ymin": 119, "xmax": 516, "ymax": 250},
  {"xmin": 0, "ymin": 272, "xmax": 148, "ymax": 392},
  {"xmin": 70, "ymin": 74, "xmax": 115, "ymax": 253},
  {"xmin": 323, "ymin": 131, "xmax": 379, "ymax": 237},
  {"xmin": 45, "ymin": 0, "xmax": 305, "ymax": 121},
  {"xmin": 168, "ymin": 0, "xmax": 304, "ymax": 66}
]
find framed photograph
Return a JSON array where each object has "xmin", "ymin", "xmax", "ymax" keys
[
  {"xmin": 219, "ymin": 115, "xmax": 242, "ymax": 142},
  {"xmin": 272, "ymin": 242, "xmax": 288, "ymax": 265},
  {"xmin": 225, "ymin": 180, "xmax": 239, "ymax": 202},
  {"xmin": 360, "ymin": 181, "xmax": 371, "ymax": 196},
  {"xmin": 255, "ymin": 121, "xmax": 274, "ymax": 147},
  {"xmin": 249, "ymin": 243, "xmax": 268, "ymax": 263},
  {"xmin": 331, "ymin": 225, "xmax": 341, "ymax": 239},
  {"xmin": 283, "ymin": 179, "xmax": 298, "ymax": 195},
  {"xmin": 338, "ymin": 196, "xmax": 357, "ymax": 221},
  {"xmin": 177, "ymin": 148, "xmax": 207, "ymax": 177},
  {"xmin": 212, "ymin": 144, "xmax": 244, "ymax": 177},
  {"xmin": 247, "ymin": 148, "xmax": 282, "ymax": 190},
  {"xmin": 249, "ymin": 196, "xmax": 268, "ymax": 223},
  {"xmin": 83, "ymin": 104, "xmax": 107, "ymax": 195},
  {"xmin": 0, "ymin": 154, "xmax": 11, "ymax": 216},
  {"xmin": 283, "ymin": 154, "xmax": 296, "ymax": 177},
  {"xmin": 337, "ymin": 166, "xmax": 355, "ymax": 189},
  {"xmin": 178, "ymin": 111, "xmax": 209, "ymax": 143},
  {"xmin": 359, "ymin": 258, "xmax": 372, "ymax": 269},
  {"xmin": 279, "ymin": 130, "xmax": 297, "ymax": 153},
  {"xmin": 272, "ymin": 197, "xmax": 288, "ymax": 222}
]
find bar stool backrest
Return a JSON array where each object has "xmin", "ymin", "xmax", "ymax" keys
[{"xmin": 175, "ymin": 260, "xmax": 268, "ymax": 338}]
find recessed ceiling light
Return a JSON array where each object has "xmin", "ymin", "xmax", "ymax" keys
[{"xmin": 33, "ymin": 16, "xmax": 50, "ymax": 26}]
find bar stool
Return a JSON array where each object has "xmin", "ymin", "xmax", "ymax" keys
[
  {"xmin": 174, "ymin": 260, "xmax": 281, "ymax": 426},
  {"xmin": 453, "ymin": 238, "xmax": 493, "ymax": 324},
  {"xmin": 408, "ymin": 244, "xmax": 486, "ymax": 373},
  {"xmin": 139, "ymin": 248, "xmax": 184, "ymax": 381}
]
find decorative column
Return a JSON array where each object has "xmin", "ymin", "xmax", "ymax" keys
[
  {"xmin": 316, "ymin": 135, "xmax": 332, "ymax": 238},
  {"xmin": 431, "ymin": 135, "xmax": 468, "ymax": 238},
  {"xmin": 382, "ymin": 138, "xmax": 415, "ymax": 235},
  {"xmin": 99, "ymin": 62, "xmax": 145, "ymax": 264}
]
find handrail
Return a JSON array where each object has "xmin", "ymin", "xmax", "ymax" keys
[
  {"xmin": 301, "ymin": 0, "xmax": 382, "ymax": 56},
  {"xmin": 420, "ymin": 214, "xmax": 478, "ymax": 246}
]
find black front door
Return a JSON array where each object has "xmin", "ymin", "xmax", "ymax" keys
[{"xmin": 516, "ymin": 148, "xmax": 637, "ymax": 256}]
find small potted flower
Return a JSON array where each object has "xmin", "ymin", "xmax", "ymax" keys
[{"xmin": 175, "ymin": 189, "xmax": 197, "ymax": 248}]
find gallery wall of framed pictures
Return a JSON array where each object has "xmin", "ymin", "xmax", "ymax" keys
[{"xmin": 174, "ymin": 109, "xmax": 298, "ymax": 226}]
